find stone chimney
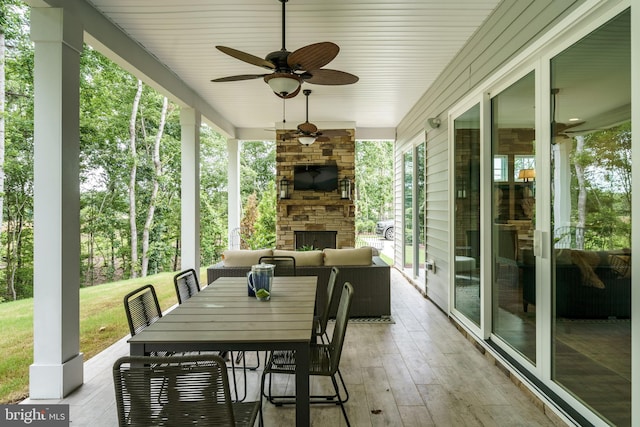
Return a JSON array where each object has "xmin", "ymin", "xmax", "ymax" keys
[{"xmin": 275, "ymin": 130, "xmax": 356, "ymax": 249}]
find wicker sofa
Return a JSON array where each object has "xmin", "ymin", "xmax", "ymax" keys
[
  {"xmin": 522, "ymin": 248, "xmax": 631, "ymax": 319},
  {"xmin": 206, "ymin": 248, "xmax": 391, "ymax": 318}
]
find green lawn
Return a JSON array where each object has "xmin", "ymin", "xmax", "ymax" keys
[{"xmin": 0, "ymin": 269, "xmax": 207, "ymax": 404}]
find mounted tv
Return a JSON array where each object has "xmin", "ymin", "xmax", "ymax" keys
[{"xmin": 294, "ymin": 164, "xmax": 339, "ymax": 191}]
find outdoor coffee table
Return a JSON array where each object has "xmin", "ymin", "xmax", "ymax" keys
[{"xmin": 128, "ymin": 275, "xmax": 318, "ymax": 426}]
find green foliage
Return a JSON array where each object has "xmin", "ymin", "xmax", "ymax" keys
[
  {"xmin": 356, "ymin": 219, "xmax": 377, "ymax": 234},
  {"xmin": 1, "ymin": 9, "xmax": 234, "ymax": 299},
  {"xmin": 355, "ymin": 141, "xmax": 394, "ymax": 223},
  {"xmin": 252, "ymin": 181, "xmax": 277, "ymax": 248},
  {"xmin": 570, "ymin": 122, "xmax": 631, "ymax": 248}
]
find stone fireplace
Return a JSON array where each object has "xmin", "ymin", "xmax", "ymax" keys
[{"xmin": 275, "ymin": 129, "xmax": 356, "ymax": 249}]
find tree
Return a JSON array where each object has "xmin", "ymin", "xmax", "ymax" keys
[
  {"xmin": 569, "ymin": 122, "xmax": 632, "ymax": 249},
  {"xmin": 140, "ymin": 96, "xmax": 170, "ymax": 276},
  {"xmin": 239, "ymin": 193, "xmax": 259, "ymax": 249},
  {"xmin": 127, "ymin": 80, "xmax": 143, "ymax": 278},
  {"xmin": 252, "ymin": 181, "xmax": 277, "ymax": 248},
  {"xmin": 2, "ymin": 2, "xmax": 33, "ymax": 300},
  {"xmin": 355, "ymin": 140, "xmax": 394, "ymax": 232}
]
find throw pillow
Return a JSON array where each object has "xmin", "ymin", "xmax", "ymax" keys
[
  {"xmin": 609, "ymin": 253, "xmax": 631, "ymax": 278},
  {"xmin": 571, "ymin": 250, "xmax": 605, "ymax": 289},
  {"xmin": 323, "ymin": 247, "xmax": 372, "ymax": 266},
  {"xmin": 221, "ymin": 249, "xmax": 273, "ymax": 267},
  {"xmin": 273, "ymin": 249, "xmax": 324, "ymax": 266}
]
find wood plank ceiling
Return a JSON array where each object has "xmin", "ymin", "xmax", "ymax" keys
[{"xmin": 84, "ymin": 0, "xmax": 501, "ymax": 135}]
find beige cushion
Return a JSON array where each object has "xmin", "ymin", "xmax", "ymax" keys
[
  {"xmin": 273, "ymin": 249, "xmax": 324, "ymax": 267},
  {"xmin": 323, "ymin": 247, "xmax": 372, "ymax": 266},
  {"xmin": 221, "ymin": 249, "xmax": 273, "ymax": 267}
]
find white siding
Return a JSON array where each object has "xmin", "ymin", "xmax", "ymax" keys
[{"xmin": 393, "ymin": 0, "xmax": 583, "ymax": 310}]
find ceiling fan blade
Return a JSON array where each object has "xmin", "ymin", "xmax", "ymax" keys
[
  {"xmin": 319, "ymin": 129, "xmax": 350, "ymax": 137},
  {"xmin": 288, "ymin": 42, "xmax": 339, "ymax": 72},
  {"xmin": 303, "ymin": 69, "xmax": 359, "ymax": 85},
  {"xmin": 316, "ymin": 136, "xmax": 330, "ymax": 142},
  {"xmin": 211, "ymin": 74, "xmax": 268, "ymax": 82},
  {"xmin": 216, "ymin": 45, "xmax": 275, "ymax": 70}
]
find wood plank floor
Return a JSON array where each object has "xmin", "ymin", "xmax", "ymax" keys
[{"xmin": 23, "ymin": 269, "xmax": 564, "ymax": 426}]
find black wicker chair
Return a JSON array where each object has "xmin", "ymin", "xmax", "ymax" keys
[{"xmin": 113, "ymin": 354, "xmax": 262, "ymax": 427}]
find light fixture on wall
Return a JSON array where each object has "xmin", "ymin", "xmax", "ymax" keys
[
  {"xmin": 340, "ymin": 177, "xmax": 351, "ymax": 200},
  {"xmin": 298, "ymin": 136, "xmax": 316, "ymax": 145},
  {"xmin": 427, "ymin": 117, "xmax": 441, "ymax": 129},
  {"xmin": 279, "ymin": 177, "xmax": 291, "ymax": 199}
]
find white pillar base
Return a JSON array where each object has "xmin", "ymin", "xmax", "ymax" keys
[{"xmin": 29, "ymin": 353, "xmax": 84, "ymax": 399}]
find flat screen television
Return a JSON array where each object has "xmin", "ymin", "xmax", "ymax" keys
[{"xmin": 293, "ymin": 164, "xmax": 338, "ymax": 191}]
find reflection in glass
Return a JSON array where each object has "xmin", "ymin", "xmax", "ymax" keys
[
  {"xmin": 550, "ymin": 9, "xmax": 631, "ymax": 426},
  {"xmin": 491, "ymin": 71, "xmax": 536, "ymax": 363},
  {"xmin": 417, "ymin": 143, "xmax": 426, "ymax": 281},
  {"xmin": 403, "ymin": 151, "xmax": 413, "ymax": 272},
  {"xmin": 453, "ymin": 104, "xmax": 481, "ymax": 325}
]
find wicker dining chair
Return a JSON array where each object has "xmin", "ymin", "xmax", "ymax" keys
[
  {"xmin": 314, "ymin": 266, "xmax": 340, "ymax": 343},
  {"xmin": 173, "ymin": 268, "xmax": 201, "ymax": 304},
  {"xmin": 123, "ymin": 284, "xmax": 163, "ymax": 338},
  {"xmin": 257, "ymin": 255, "xmax": 297, "ymax": 276},
  {"xmin": 172, "ymin": 268, "xmax": 259, "ymax": 402},
  {"xmin": 261, "ymin": 282, "xmax": 354, "ymax": 426},
  {"xmin": 113, "ymin": 354, "xmax": 262, "ymax": 427}
]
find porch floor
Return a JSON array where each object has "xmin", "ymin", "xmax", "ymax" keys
[{"xmin": 23, "ymin": 268, "xmax": 562, "ymax": 426}]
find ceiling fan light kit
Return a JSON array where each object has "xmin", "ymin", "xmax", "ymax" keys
[
  {"xmin": 212, "ymin": 0, "xmax": 358, "ymax": 99},
  {"xmin": 265, "ymin": 73, "xmax": 301, "ymax": 97},
  {"xmin": 298, "ymin": 136, "xmax": 316, "ymax": 145}
]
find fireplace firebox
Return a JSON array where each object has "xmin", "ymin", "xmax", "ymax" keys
[{"xmin": 295, "ymin": 231, "xmax": 337, "ymax": 250}]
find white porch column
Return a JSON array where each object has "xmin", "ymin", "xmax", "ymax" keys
[
  {"xmin": 180, "ymin": 108, "xmax": 201, "ymax": 271},
  {"xmin": 552, "ymin": 140, "xmax": 572, "ymax": 240},
  {"xmin": 227, "ymin": 139, "xmax": 241, "ymax": 248},
  {"xmin": 29, "ymin": 7, "xmax": 84, "ymax": 398}
]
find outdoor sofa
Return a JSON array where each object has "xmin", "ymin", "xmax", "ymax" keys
[
  {"xmin": 522, "ymin": 248, "xmax": 631, "ymax": 318},
  {"xmin": 207, "ymin": 247, "xmax": 391, "ymax": 318}
]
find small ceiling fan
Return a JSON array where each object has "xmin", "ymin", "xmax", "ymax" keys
[
  {"xmin": 211, "ymin": 0, "xmax": 358, "ymax": 99},
  {"xmin": 281, "ymin": 89, "xmax": 350, "ymax": 145}
]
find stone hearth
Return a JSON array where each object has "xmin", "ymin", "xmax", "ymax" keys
[{"xmin": 276, "ymin": 129, "xmax": 356, "ymax": 249}]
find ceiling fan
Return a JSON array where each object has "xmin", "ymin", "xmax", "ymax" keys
[
  {"xmin": 211, "ymin": 0, "xmax": 358, "ymax": 99},
  {"xmin": 281, "ymin": 89, "xmax": 350, "ymax": 145}
]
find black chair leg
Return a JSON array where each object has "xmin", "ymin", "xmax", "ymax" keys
[{"xmin": 331, "ymin": 374, "xmax": 351, "ymax": 427}]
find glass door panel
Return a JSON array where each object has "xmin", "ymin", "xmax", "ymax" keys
[
  {"xmin": 403, "ymin": 151, "xmax": 413, "ymax": 273},
  {"xmin": 417, "ymin": 143, "xmax": 426, "ymax": 282},
  {"xmin": 550, "ymin": 9, "xmax": 631, "ymax": 425},
  {"xmin": 491, "ymin": 71, "xmax": 536, "ymax": 363},
  {"xmin": 453, "ymin": 104, "xmax": 481, "ymax": 325}
]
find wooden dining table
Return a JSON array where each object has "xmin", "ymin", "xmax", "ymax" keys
[{"xmin": 128, "ymin": 275, "xmax": 318, "ymax": 426}]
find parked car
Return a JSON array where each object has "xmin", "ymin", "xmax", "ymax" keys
[{"xmin": 375, "ymin": 220, "xmax": 394, "ymax": 240}]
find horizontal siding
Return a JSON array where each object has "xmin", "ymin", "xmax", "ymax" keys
[{"xmin": 394, "ymin": 0, "xmax": 584, "ymax": 312}]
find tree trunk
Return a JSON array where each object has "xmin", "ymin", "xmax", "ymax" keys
[
  {"xmin": 574, "ymin": 135, "xmax": 587, "ymax": 249},
  {"xmin": 0, "ymin": 30, "xmax": 6, "ymax": 261},
  {"xmin": 141, "ymin": 96, "xmax": 168, "ymax": 276},
  {"xmin": 128, "ymin": 80, "xmax": 143, "ymax": 278}
]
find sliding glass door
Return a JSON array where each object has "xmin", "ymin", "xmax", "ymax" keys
[
  {"xmin": 453, "ymin": 104, "xmax": 481, "ymax": 325},
  {"xmin": 490, "ymin": 72, "xmax": 537, "ymax": 363},
  {"xmin": 550, "ymin": 9, "xmax": 631, "ymax": 425}
]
